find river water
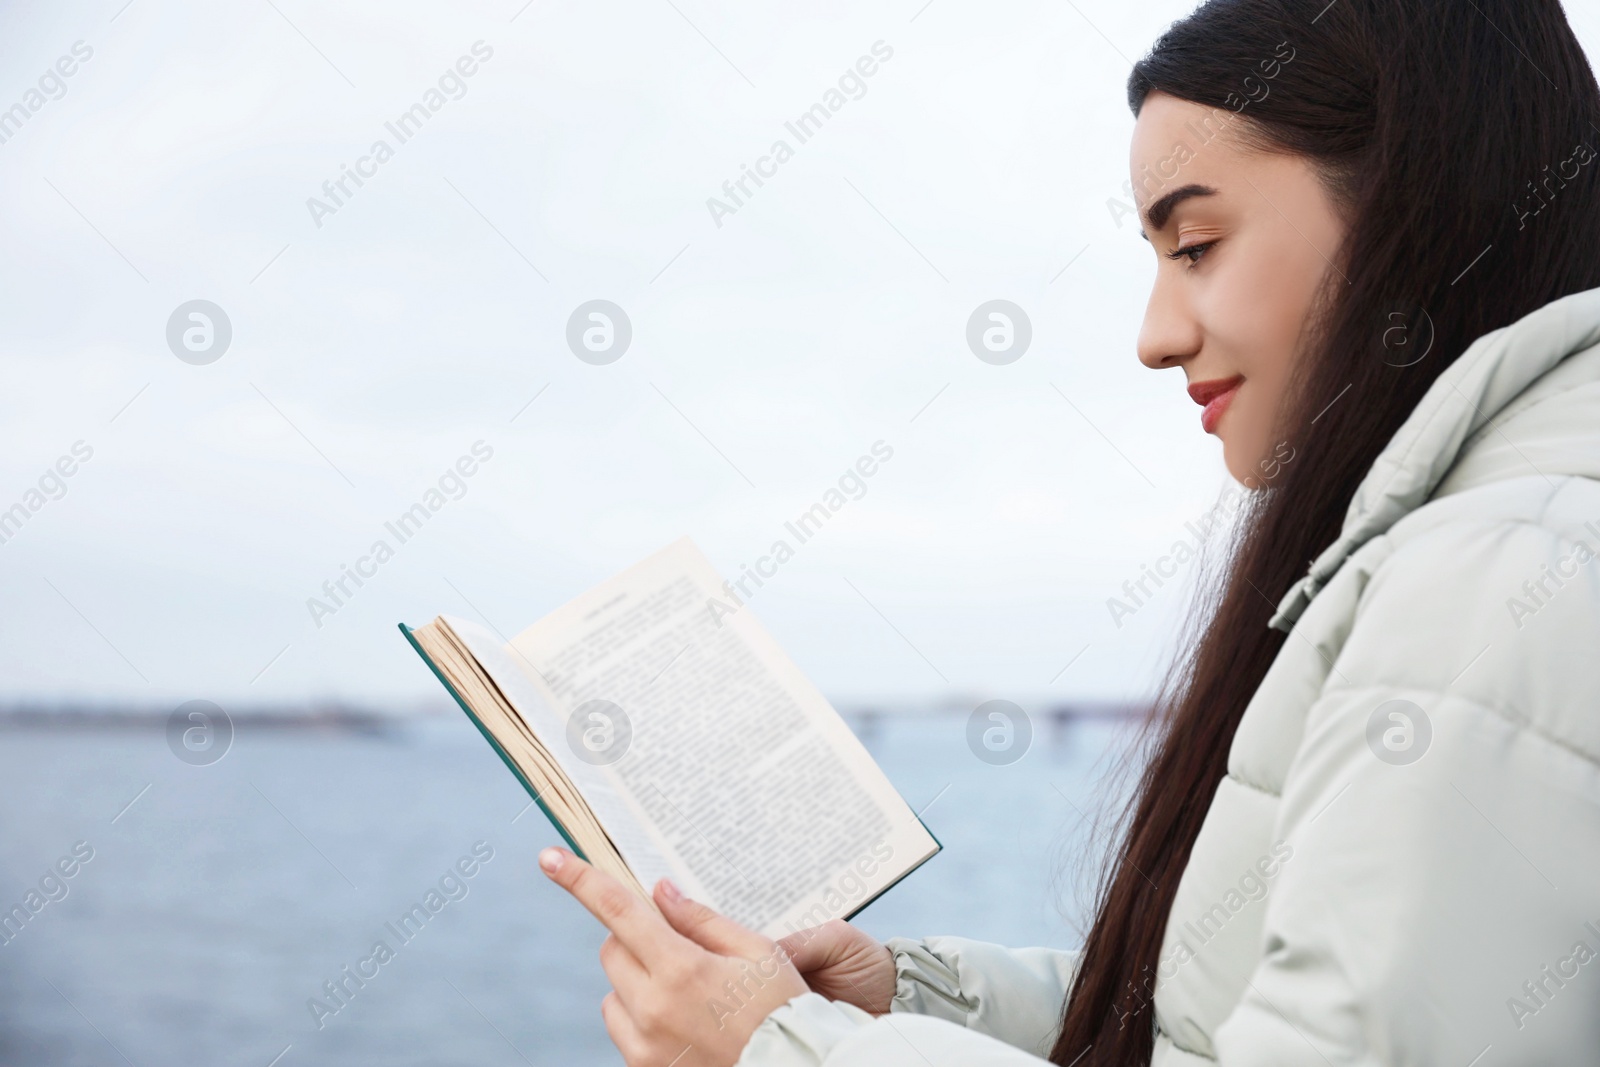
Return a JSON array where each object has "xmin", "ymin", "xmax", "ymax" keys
[{"xmin": 0, "ymin": 712, "xmax": 1132, "ymax": 1066}]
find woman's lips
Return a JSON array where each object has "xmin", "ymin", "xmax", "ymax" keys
[{"xmin": 1187, "ymin": 375, "xmax": 1244, "ymax": 435}]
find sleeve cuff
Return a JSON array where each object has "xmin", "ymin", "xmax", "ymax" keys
[
  {"xmin": 737, "ymin": 992, "xmax": 877, "ymax": 1067},
  {"xmin": 885, "ymin": 936, "xmax": 971, "ymax": 1025}
]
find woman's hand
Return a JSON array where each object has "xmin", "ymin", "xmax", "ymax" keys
[
  {"xmin": 775, "ymin": 919, "xmax": 896, "ymax": 1015},
  {"xmin": 540, "ymin": 847, "xmax": 808, "ymax": 1067}
]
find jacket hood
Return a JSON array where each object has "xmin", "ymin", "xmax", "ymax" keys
[{"xmin": 1269, "ymin": 283, "xmax": 1600, "ymax": 631}]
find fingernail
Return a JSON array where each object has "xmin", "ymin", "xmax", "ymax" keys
[
  {"xmin": 658, "ymin": 878, "xmax": 682, "ymax": 902},
  {"xmin": 539, "ymin": 848, "xmax": 564, "ymax": 874}
]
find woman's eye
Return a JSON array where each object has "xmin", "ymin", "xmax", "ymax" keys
[{"xmin": 1165, "ymin": 241, "xmax": 1214, "ymax": 265}]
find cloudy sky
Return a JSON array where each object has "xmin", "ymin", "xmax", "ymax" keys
[{"xmin": 9, "ymin": 0, "xmax": 1530, "ymax": 714}]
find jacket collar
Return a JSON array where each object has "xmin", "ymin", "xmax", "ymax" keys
[{"xmin": 1268, "ymin": 284, "xmax": 1600, "ymax": 631}]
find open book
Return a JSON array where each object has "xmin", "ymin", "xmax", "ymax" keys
[{"xmin": 400, "ymin": 537, "xmax": 940, "ymax": 939}]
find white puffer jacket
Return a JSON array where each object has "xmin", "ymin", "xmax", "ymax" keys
[{"xmin": 739, "ymin": 284, "xmax": 1600, "ymax": 1066}]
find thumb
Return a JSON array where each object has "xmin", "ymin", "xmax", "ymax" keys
[
  {"xmin": 652, "ymin": 878, "xmax": 769, "ymax": 958},
  {"xmin": 775, "ymin": 920, "xmax": 843, "ymax": 973}
]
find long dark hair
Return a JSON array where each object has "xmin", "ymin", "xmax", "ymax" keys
[{"xmin": 1051, "ymin": 1, "xmax": 1600, "ymax": 1064}]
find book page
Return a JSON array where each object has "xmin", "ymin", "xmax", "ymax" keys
[
  {"xmin": 507, "ymin": 538, "xmax": 938, "ymax": 936},
  {"xmin": 440, "ymin": 615, "xmax": 681, "ymax": 895}
]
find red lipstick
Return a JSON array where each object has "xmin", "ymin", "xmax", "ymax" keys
[{"xmin": 1187, "ymin": 375, "xmax": 1243, "ymax": 435}]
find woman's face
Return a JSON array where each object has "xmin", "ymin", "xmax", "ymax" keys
[{"xmin": 1129, "ymin": 90, "xmax": 1348, "ymax": 485}]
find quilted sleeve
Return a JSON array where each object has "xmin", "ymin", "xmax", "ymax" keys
[
  {"xmin": 885, "ymin": 935, "xmax": 1080, "ymax": 1051},
  {"xmin": 737, "ymin": 936, "xmax": 1078, "ymax": 1065}
]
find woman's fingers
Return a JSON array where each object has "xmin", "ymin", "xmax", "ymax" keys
[
  {"xmin": 541, "ymin": 847, "xmax": 676, "ymax": 971},
  {"xmin": 652, "ymin": 877, "xmax": 771, "ymax": 959},
  {"xmin": 599, "ymin": 934, "xmax": 650, "ymax": 1006},
  {"xmin": 599, "ymin": 990, "xmax": 648, "ymax": 1065},
  {"xmin": 549, "ymin": 853, "xmax": 810, "ymax": 1061}
]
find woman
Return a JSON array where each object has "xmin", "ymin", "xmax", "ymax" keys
[{"xmin": 540, "ymin": 0, "xmax": 1600, "ymax": 1062}]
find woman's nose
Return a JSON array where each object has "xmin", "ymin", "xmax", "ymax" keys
[{"xmin": 1136, "ymin": 272, "xmax": 1202, "ymax": 370}]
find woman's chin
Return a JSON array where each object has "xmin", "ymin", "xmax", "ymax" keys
[{"xmin": 1220, "ymin": 436, "xmax": 1266, "ymax": 488}]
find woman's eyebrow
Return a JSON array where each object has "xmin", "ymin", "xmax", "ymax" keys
[{"xmin": 1137, "ymin": 183, "xmax": 1219, "ymax": 240}]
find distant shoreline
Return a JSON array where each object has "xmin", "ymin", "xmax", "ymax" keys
[{"xmin": 0, "ymin": 701, "xmax": 1141, "ymax": 731}]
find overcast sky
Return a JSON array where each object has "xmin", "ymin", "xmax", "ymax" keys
[{"xmin": 10, "ymin": 0, "xmax": 1588, "ymax": 714}]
